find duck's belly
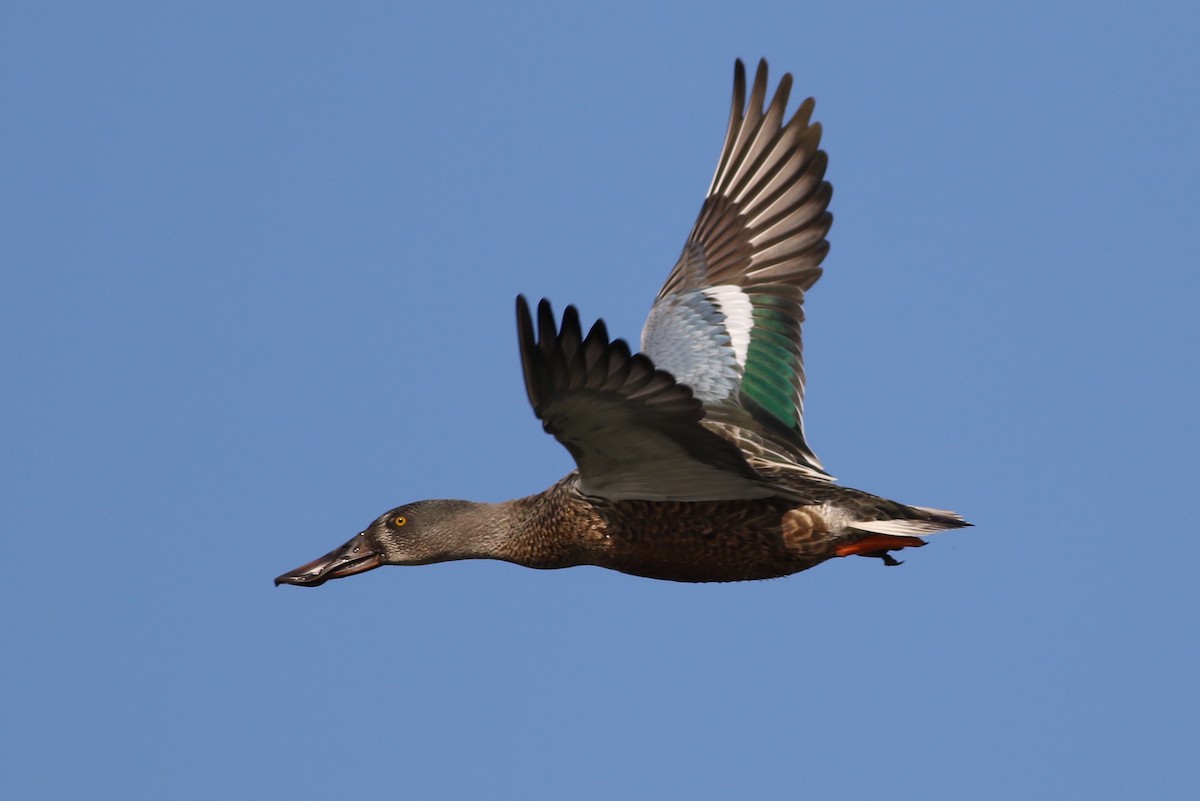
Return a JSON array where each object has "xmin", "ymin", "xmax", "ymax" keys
[{"xmin": 591, "ymin": 497, "xmax": 836, "ymax": 583}]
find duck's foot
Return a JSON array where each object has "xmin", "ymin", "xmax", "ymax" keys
[{"xmin": 834, "ymin": 534, "xmax": 926, "ymax": 566}]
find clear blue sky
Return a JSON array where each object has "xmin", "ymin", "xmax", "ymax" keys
[{"xmin": 3, "ymin": 1, "xmax": 1196, "ymax": 798}]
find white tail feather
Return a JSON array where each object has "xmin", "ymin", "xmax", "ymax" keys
[
  {"xmin": 908, "ymin": 504, "xmax": 968, "ymax": 522},
  {"xmin": 850, "ymin": 518, "xmax": 963, "ymax": 536}
]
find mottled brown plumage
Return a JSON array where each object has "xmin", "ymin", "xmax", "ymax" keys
[
  {"xmin": 508, "ymin": 470, "xmax": 956, "ymax": 582},
  {"xmin": 274, "ymin": 59, "xmax": 969, "ymax": 589}
]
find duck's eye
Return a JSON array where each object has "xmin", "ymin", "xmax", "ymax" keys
[{"xmin": 392, "ymin": 515, "xmax": 408, "ymax": 528}]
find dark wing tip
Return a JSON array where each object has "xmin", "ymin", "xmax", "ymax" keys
[
  {"xmin": 517, "ymin": 298, "xmax": 706, "ymax": 421},
  {"xmin": 516, "ymin": 294, "xmax": 532, "ymax": 332},
  {"xmin": 516, "ymin": 295, "xmax": 540, "ymax": 409}
]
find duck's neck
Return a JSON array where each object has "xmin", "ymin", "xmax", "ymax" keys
[{"xmin": 440, "ymin": 483, "xmax": 593, "ymax": 569}]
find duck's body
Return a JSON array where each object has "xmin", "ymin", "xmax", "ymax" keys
[
  {"xmin": 275, "ymin": 59, "xmax": 969, "ymax": 589},
  {"xmin": 476, "ymin": 472, "xmax": 960, "ymax": 583}
]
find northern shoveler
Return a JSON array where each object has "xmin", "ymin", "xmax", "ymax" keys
[{"xmin": 275, "ymin": 59, "xmax": 968, "ymax": 587}]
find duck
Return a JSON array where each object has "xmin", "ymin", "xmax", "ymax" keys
[{"xmin": 275, "ymin": 59, "xmax": 969, "ymax": 588}]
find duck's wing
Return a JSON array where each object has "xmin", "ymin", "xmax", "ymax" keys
[
  {"xmin": 641, "ymin": 59, "xmax": 833, "ymax": 480},
  {"xmin": 517, "ymin": 296, "xmax": 779, "ymax": 502}
]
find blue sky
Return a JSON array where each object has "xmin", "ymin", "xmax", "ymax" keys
[{"xmin": 3, "ymin": 1, "xmax": 1197, "ymax": 798}]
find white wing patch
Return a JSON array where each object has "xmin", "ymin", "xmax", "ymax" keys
[{"xmin": 702, "ymin": 285, "xmax": 752, "ymax": 366}]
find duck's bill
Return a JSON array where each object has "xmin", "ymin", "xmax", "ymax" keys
[{"xmin": 274, "ymin": 532, "xmax": 382, "ymax": 587}]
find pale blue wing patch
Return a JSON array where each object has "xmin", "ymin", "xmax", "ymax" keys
[
  {"xmin": 640, "ymin": 290, "xmax": 742, "ymax": 403},
  {"xmin": 642, "ymin": 281, "xmax": 826, "ymax": 477}
]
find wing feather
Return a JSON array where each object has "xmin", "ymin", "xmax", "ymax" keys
[
  {"xmin": 517, "ymin": 297, "xmax": 778, "ymax": 501},
  {"xmin": 642, "ymin": 59, "xmax": 833, "ymax": 479}
]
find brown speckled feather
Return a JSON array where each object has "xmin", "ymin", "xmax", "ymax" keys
[{"xmin": 496, "ymin": 470, "xmax": 962, "ymax": 583}]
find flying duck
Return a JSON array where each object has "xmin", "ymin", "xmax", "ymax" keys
[{"xmin": 275, "ymin": 59, "xmax": 969, "ymax": 587}]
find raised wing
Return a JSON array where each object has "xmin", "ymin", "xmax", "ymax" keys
[
  {"xmin": 641, "ymin": 59, "xmax": 833, "ymax": 479},
  {"xmin": 517, "ymin": 296, "xmax": 779, "ymax": 502}
]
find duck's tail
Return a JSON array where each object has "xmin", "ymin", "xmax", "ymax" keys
[
  {"xmin": 848, "ymin": 504, "xmax": 971, "ymax": 537},
  {"xmin": 832, "ymin": 502, "xmax": 970, "ymax": 564}
]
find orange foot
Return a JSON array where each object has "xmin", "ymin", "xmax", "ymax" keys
[{"xmin": 835, "ymin": 534, "xmax": 926, "ymax": 566}]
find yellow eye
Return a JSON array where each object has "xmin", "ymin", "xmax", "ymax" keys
[{"xmin": 392, "ymin": 515, "xmax": 408, "ymax": 528}]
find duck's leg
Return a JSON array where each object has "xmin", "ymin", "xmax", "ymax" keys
[{"xmin": 834, "ymin": 534, "xmax": 925, "ymax": 566}]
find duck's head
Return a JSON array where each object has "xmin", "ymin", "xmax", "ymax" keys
[{"xmin": 273, "ymin": 499, "xmax": 484, "ymax": 587}]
